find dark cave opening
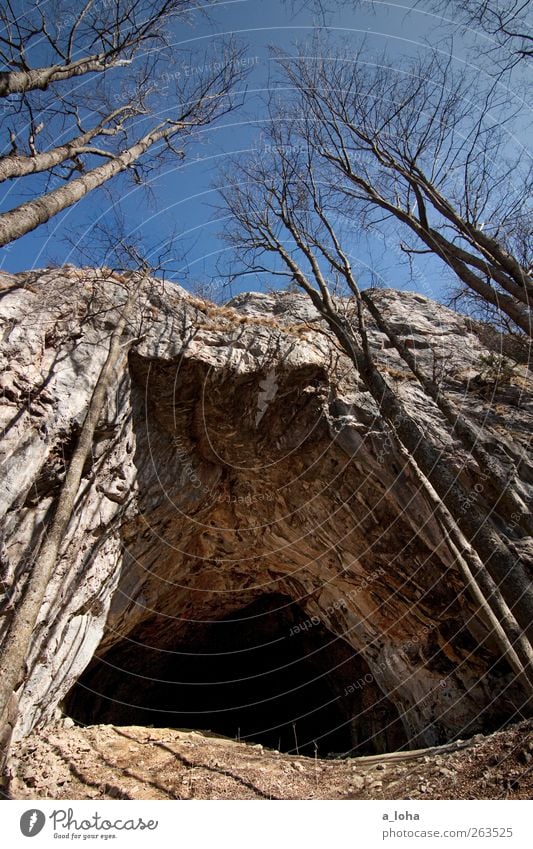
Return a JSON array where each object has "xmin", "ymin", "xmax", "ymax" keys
[{"xmin": 64, "ymin": 594, "xmax": 407, "ymax": 757}]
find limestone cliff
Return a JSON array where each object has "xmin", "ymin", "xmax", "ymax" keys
[{"xmin": 0, "ymin": 267, "xmax": 531, "ymax": 755}]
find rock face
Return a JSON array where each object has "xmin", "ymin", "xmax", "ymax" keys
[{"xmin": 0, "ymin": 267, "xmax": 531, "ymax": 754}]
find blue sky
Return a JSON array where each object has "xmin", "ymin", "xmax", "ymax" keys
[{"xmin": 0, "ymin": 0, "xmax": 529, "ymax": 304}]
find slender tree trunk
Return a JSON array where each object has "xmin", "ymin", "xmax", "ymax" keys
[
  {"xmin": 0, "ymin": 124, "xmax": 177, "ymax": 247},
  {"xmin": 426, "ymin": 239, "xmax": 532, "ymax": 335},
  {"xmin": 399, "ymin": 218, "xmax": 531, "ymax": 334},
  {"xmin": 362, "ymin": 291, "xmax": 533, "ymax": 536},
  {"xmin": 444, "ymin": 534, "xmax": 533, "ymax": 696},
  {"xmin": 391, "ymin": 436, "xmax": 533, "ymax": 695},
  {"xmin": 0, "ymin": 282, "xmax": 136, "ymax": 778},
  {"xmin": 361, "ymin": 352, "xmax": 533, "ymax": 640}
]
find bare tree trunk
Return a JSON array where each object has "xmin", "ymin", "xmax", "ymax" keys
[
  {"xmin": 391, "ymin": 435, "xmax": 533, "ymax": 695},
  {"xmin": 410, "ymin": 175, "xmax": 533, "ymax": 301},
  {"xmin": 0, "ymin": 107, "xmax": 135, "ymax": 182},
  {"xmin": 392, "ymin": 199, "xmax": 532, "ymax": 333},
  {"xmin": 0, "ymin": 57, "xmax": 126, "ymax": 98},
  {"xmin": 362, "ymin": 290, "xmax": 533, "ymax": 536},
  {"xmin": 0, "ymin": 124, "xmax": 180, "ymax": 247},
  {"xmin": 300, "ymin": 286, "xmax": 533, "ymax": 640},
  {"xmin": 361, "ymin": 350, "xmax": 533, "ymax": 639},
  {"xmin": 337, "ymin": 172, "xmax": 532, "ymax": 335},
  {"xmin": 0, "ymin": 280, "xmax": 137, "ymax": 779},
  {"xmin": 419, "ymin": 233, "xmax": 532, "ymax": 334}
]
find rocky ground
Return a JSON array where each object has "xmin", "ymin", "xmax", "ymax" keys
[{"xmin": 6, "ymin": 719, "xmax": 533, "ymax": 801}]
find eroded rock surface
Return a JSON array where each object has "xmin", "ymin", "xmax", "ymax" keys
[{"xmin": 0, "ymin": 267, "xmax": 531, "ymax": 753}]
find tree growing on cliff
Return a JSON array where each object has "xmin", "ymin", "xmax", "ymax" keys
[
  {"xmin": 0, "ymin": 0, "xmax": 244, "ymax": 247},
  {"xmin": 219, "ymin": 119, "xmax": 533, "ymax": 697},
  {"xmin": 0, "ymin": 260, "xmax": 145, "ymax": 790}
]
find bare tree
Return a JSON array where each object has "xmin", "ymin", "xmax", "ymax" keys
[
  {"xmin": 0, "ymin": 1, "xmax": 245, "ymax": 247},
  {"xmin": 0, "ymin": 67, "xmax": 241, "ymax": 247},
  {"xmin": 218, "ymin": 123, "xmax": 533, "ymax": 675},
  {"xmin": 274, "ymin": 42, "xmax": 531, "ymax": 336}
]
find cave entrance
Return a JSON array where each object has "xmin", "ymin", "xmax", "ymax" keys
[{"xmin": 64, "ymin": 594, "xmax": 407, "ymax": 757}]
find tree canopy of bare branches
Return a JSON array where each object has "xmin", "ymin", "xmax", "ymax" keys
[
  {"xmin": 0, "ymin": 1, "xmax": 245, "ymax": 248},
  {"xmin": 269, "ymin": 42, "xmax": 531, "ymax": 335},
  {"xmin": 0, "ymin": 0, "xmax": 192, "ymax": 97}
]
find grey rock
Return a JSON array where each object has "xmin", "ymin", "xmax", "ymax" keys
[{"xmin": 0, "ymin": 268, "xmax": 531, "ymax": 747}]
